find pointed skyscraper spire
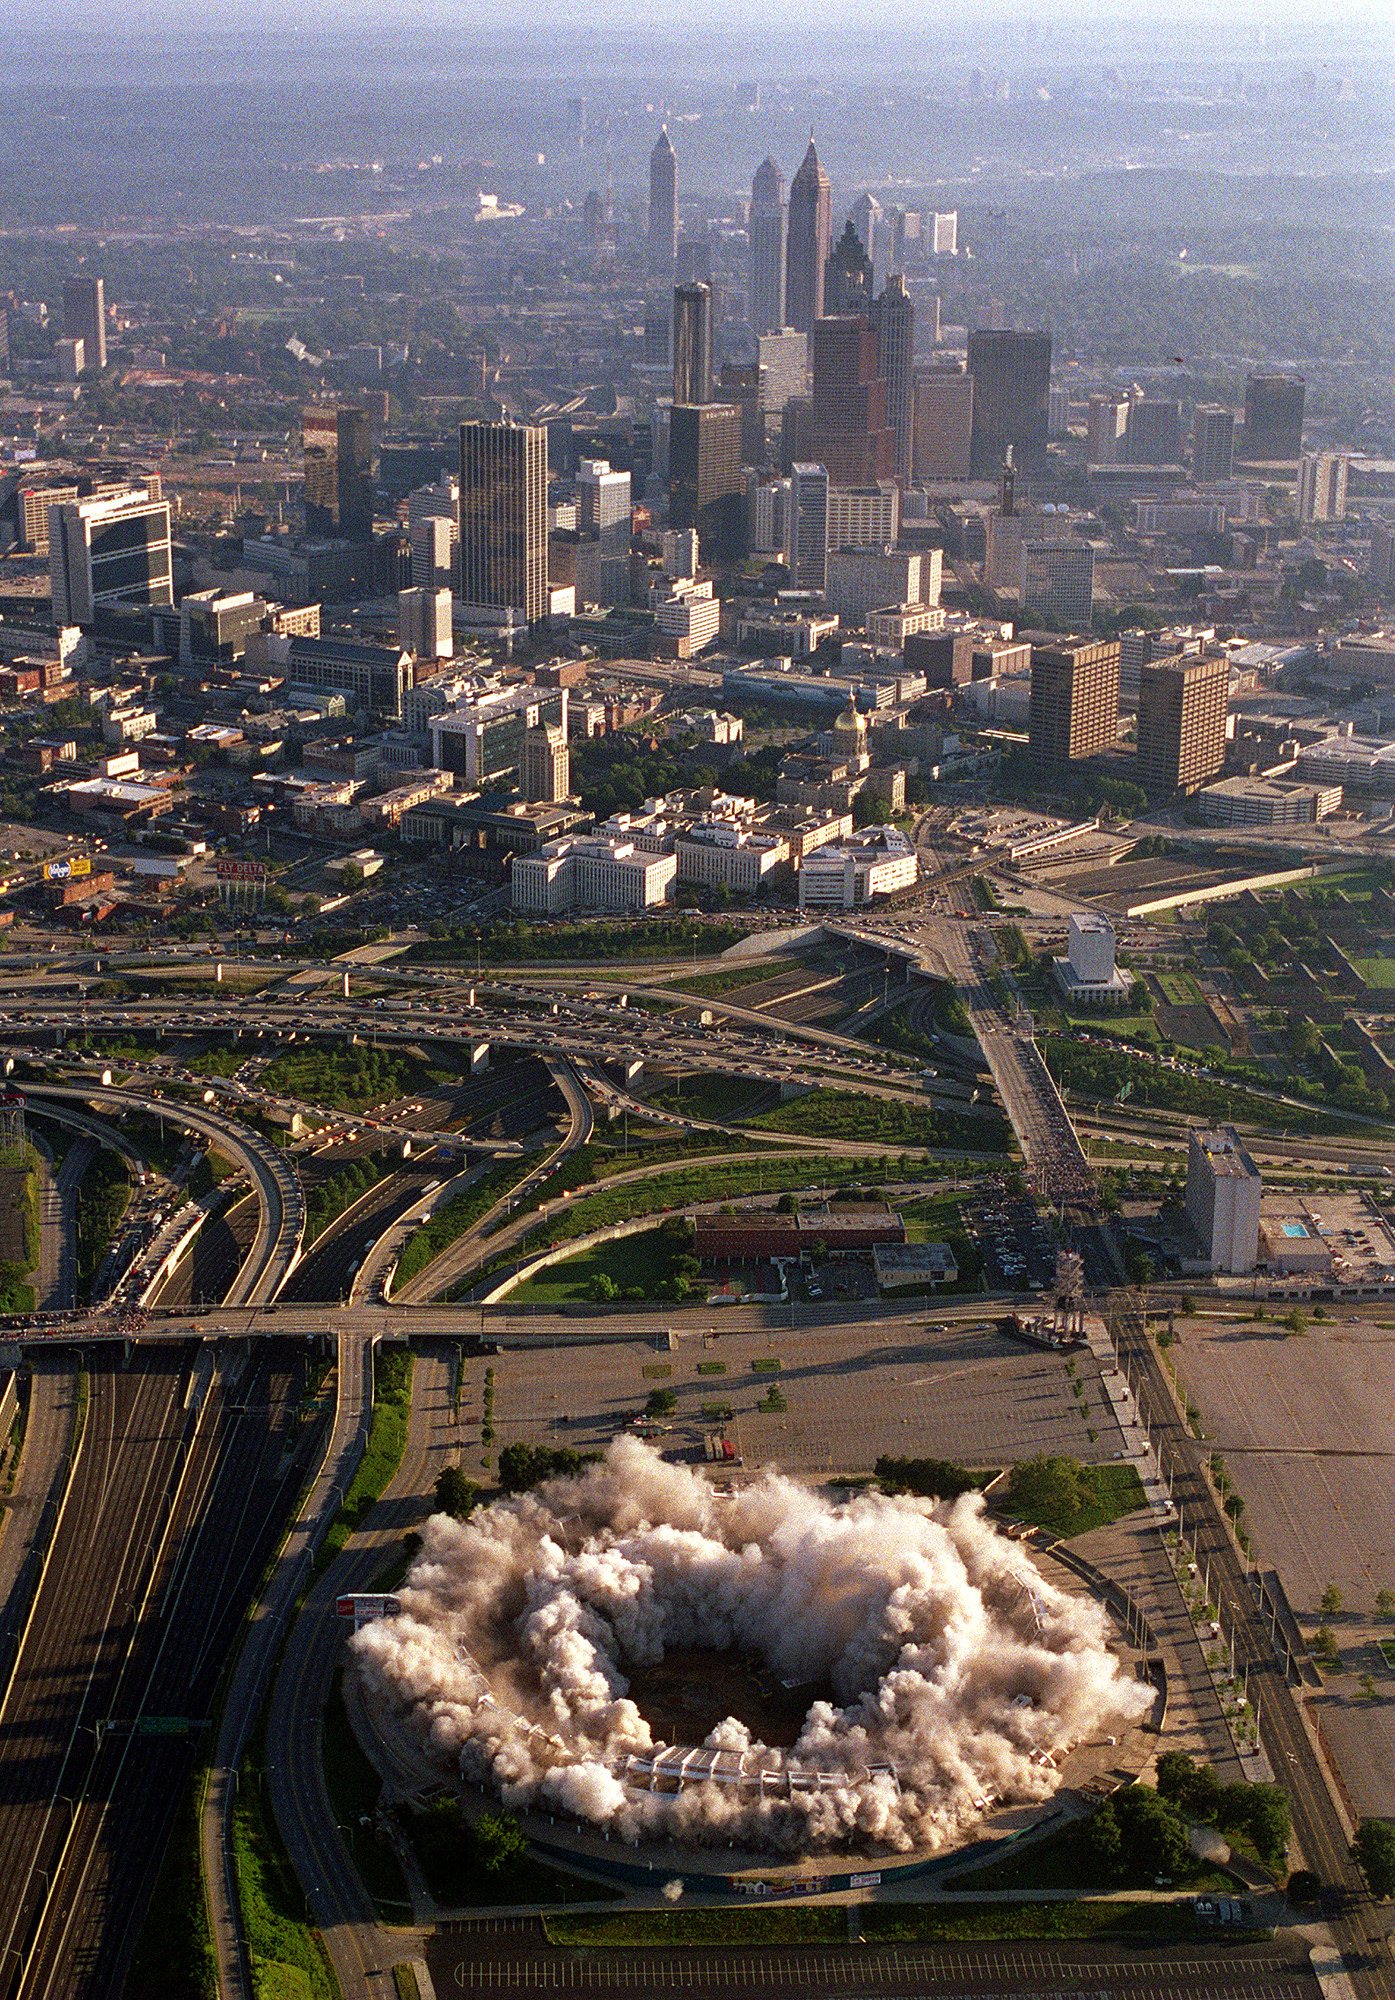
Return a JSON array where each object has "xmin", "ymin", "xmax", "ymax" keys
[
  {"xmin": 786, "ymin": 137, "xmax": 832, "ymax": 331},
  {"xmin": 648, "ymin": 125, "xmax": 678, "ymax": 272},
  {"xmin": 749, "ymin": 156, "xmax": 788, "ymax": 334}
]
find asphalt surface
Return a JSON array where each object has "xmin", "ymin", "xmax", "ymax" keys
[
  {"xmin": 0, "ymin": 1343, "xmax": 323, "ymax": 1999},
  {"xmin": 1105, "ymin": 1290, "xmax": 1395, "ymax": 2000}
]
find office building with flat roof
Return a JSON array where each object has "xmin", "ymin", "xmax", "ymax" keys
[
  {"xmin": 459, "ymin": 419, "xmax": 549, "ymax": 627},
  {"xmin": 1027, "ymin": 637, "xmax": 1120, "ymax": 766},
  {"xmin": 49, "ymin": 488, "xmax": 172, "ymax": 626},
  {"xmin": 967, "ymin": 329, "xmax": 1051, "ymax": 477},
  {"xmin": 1136, "ymin": 649, "xmax": 1228, "ymax": 795}
]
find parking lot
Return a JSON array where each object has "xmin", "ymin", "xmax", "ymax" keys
[
  {"xmin": 1172, "ymin": 1311, "xmax": 1395, "ymax": 1816},
  {"xmin": 476, "ymin": 1316, "xmax": 1128, "ymax": 1479}
]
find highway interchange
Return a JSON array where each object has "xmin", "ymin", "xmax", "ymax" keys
[{"xmin": 0, "ymin": 913, "xmax": 1389, "ymax": 1999}]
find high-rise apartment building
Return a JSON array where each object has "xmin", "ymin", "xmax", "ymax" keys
[
  {"xmin": 62, "ymin": 274, "xmax": 106, "ymax": 372},
  {"xmin": 870, "ymin": 273, "xmax": 915, "ymax": 483},
  {"xmin": 521, "ymin": 722, "xmax": 571, "ymax": 803},
  {"xmin": 303, "ymin": 404, "xmax": 375, "ymax": 540},
  {"xmin": 785, "ymin": 139, "xmax": 831, "ymax": 333},
  {"xmin": 1027, "ymin": 637, "xmax": 1121, "ymax": 766},
  {"xmin": 1297, "ymin": 451, "xmax": 1349, "ymax": 525},
  {"xmin": 50, "ymin": 487, "xmax": 173, "ymax": 626},
  {"xmin": 577, "ymin": 456, "xmax": 632, "ymax": 603},
  {"xmin": 671, "ymin": 283, "xmax": 713, "ymax": 407},
  {"xmin": 1086, "ymin": 392, "xmax": 1131, "ymax": 467},
  {"xmin": 930, "ymin": 211, "xmax": 958, "ymax": 256},
  {"xmin": 1136, "ymin": 650, "xmax": 1229, "ymax": 795},
  {"xmin": 755, "ymin": 329, "xmax": 808, "ymax": 413},
  {"xmin": 1020, "ymin": 541, "xmax": 1096, "ymax": 630},
  {"xmin": 912, "ymin": 366, "xmax": 974, "ymax": 480},
  {"xmin": 748, "ymin": 157, "xmax": 787, "ymax": 334},
  {"xmin": 1368, "ymin": 522, "xmax": 1395, "ymax": 595},
  {"xmin": 1191, "ymin": 404, "xmax": 1236, "ymax": 484},
  {"xmin": 1243, "ymin": 372, "xmax": 1305, "ymax": 462},
  {"xmin": 826, "ymin": 481, "xmax": 899, "ymax": 550},
  {"xmin": 397, "ymin": 586, "xmax": 453, "ymax": 661},
  {"xmin": 458, "ymin": 419, "xmax": 549, "ymax": 627},
  {"xmin": 1186, "ymin": 1125, "xmax": 1261, "ymax": 1275},
  {"xmin": 788, "ymin": 463, "xmax": 829, "ymax": 592},
  {"xmin": 668, "ymin": 404, "xmax": 744, "ymax": 563},
  {"xmin": 648, "ymin": 127, "xmax": 678, "ymax": 272},
  {"xmin": 408, "ymin": 477, "xmax": 459, "ymax": 590},
  {"xmin": 1125, "ymin": 396, "xmax": 1184, "ymax": 466},
  {"xmin": 967, "ymin": 329, "xmax": 1052, "ymax": 477},
  {"xmin": 824, "ymin": 221, "xmax": 873, "ymax": 315}
]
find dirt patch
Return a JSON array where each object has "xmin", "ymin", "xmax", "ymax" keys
[{"xmin": 625, "ymin": 1647, "xmax": 834, "ymax": 1748}]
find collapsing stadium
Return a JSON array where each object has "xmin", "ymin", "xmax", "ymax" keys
[{"xmin": 352, "ymin": 1438, "xmax": 1151, "ymax": 1859}]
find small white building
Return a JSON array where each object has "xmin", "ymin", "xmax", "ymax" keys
[
  {"xmin": 1186, "ymin": 1124, "xmax": 1262, "ymax": 1275},
  {"xmin": 798, "ymin": 826, "xmax": 918, "ymax": 909},
  {"xmin": 1052, "ymin": 912, "xmax": 1134, "ymax": 1007},
  {"xmin": 512, "ymin": 834, "xmax": 676, "ymax": 915}
]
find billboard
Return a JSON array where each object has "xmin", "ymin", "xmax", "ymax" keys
[
  {"xmin": 335, "ymin": 1593, "xmax": 400, "ymax": 1631},
  {"xmin": 215, "ymin": 858, "xmax": 268, "ymax": 884},
  {"xmin": 43, "ymin": 855, "xmax": 92, "ymax": 883}
]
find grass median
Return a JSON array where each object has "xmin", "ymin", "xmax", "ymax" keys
[{"xmin": 314, "ymin": 1346, "xmax": 413, "ymax": 1574}]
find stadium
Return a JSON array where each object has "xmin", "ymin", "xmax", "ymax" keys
[{"xmin": 351, "ymin": 1438, "xmax": 1154, "ymax": 1886}]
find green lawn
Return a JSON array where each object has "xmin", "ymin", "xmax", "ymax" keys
[
  {"xmin": 999, "ymin": 1459, "xmax": 1147, "ymax": 1541},
  {"xmin": 943, "ymin": 1817, "xmax": 1233, "ymax": 1894},
  {"xmin": 505, "ymin": 1225, "xmax": 685, "ymax": 1305},
  {"xmin": 640, "ymin": 1073, "xmax": 773, "ymax": 1124},
  {"xmin": 751, "ymin": 1087, "xmax": 1006, "ymax": 1153},
  {"xmin": 315, "ymin": 1348, "xmax": 412, "ymax": 1571},
  {"xmin": 545, "ymin": 1898, "xmax": 1219, "ymax": 1948},
  {"xmin": 1157, "ymin": 970, "xmax": 1206, "ymax": 1006},
  {"xmin": 321, "ymin": 1674, "xmax": 413, "ymax": 1915},
  {"xmin": 664, "ymin": 962, "xmax": 788, "ymax": 998},
  {"xmin": 1353, "ymin": 957, "xmax": 1395, "ymax": 990}
]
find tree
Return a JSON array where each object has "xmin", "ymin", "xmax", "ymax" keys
[
  {"xmin": 1155, "ymin": 1751, "xmax": 1222, "ymax": 1823},
  {"xmin": 1004, "ymin": 1454, "xmax": 1098, "ymax": 1535},
  {"xmin": 588, "ymin": 1272, "xmax": 620, "ymax": 1303},
  {"xmin": 1112, "ymin": 1785, "xmax": 1192, "ymax": 1881},
  {"xmin": 1376, "ymin": 1589, "xmax": 1395, "ymax": 1621},
  {"xmin": 497, "ymin": 1441, "xmax": 595, "ymax": 1493},
  {"xmin": 434, "ymin": 1465, "xmax": 480, "ymax": 1521},
  {"xmin": 875, "ymin": 1455, "xmax": 979, "ymax": 1501},
  {"xmin": 1353, "ymin": 1819, "xmax": 1395, "ymax": 1899},
  {"xmin": 1319, "ymin": 1584, "xmax": 1344, "ymax": 1618},
  {"xmin": 474, "ymin": 1811, "xmax": 528, "ymax": 1874},
  {"xmin": 1087, "ymin": 1799, "xmax": 1124, "ymax": 1878},
  {"xmin": 645, "ymin": 1387, "xmax": 678, "ymax": 1418}
]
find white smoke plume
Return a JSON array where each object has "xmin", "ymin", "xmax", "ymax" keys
[{"xmin": 352, "ymin": 1438, "xmax": 1149, "ymax": 1855}]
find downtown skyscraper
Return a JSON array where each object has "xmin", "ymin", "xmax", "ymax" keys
[
  {"xmin": 748, "ymin": 157, "xmax": 787, "ymax": 335},
  {"xmin": 785, "ymin": 138, "xmax": 831, "ymax": 333},
  {"xmin": 870, "ymin": 272, "xmax": 915, "ymax": 482},
  {"xmin": 459, "ymin": 419, "xmax": 549, "ymax": 628},
  {"xmin": 648, "ymin": 127, "xmax": 678, "ymax": 273}
]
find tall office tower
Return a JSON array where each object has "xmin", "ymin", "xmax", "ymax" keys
[
  {"xmin": 0, "ymin": 304, "xmax": 9, "ymax": 376},
  {"xmin": 62, "ymin": 274, "xmax": 106, "ymax": 372},
  {"xmin": 785, "ymin": 138, "xmax": 831, "ymax": 332},
  {"xmin": 1297, "ymin": 451, "xmax": 1349, "ymax": 525},
  {"xmin": 408, "ymin": 477, "xmax": 459, "ymax": 589},
  {"xmin": 671, "ymin": 283, "xmax": 713, "ymax": 407},
  {"xmin": 1191, "ymin": 404, "xmax": 1236, "ymax": 484},
  {"xmin": 458, "ymin": 419, "xmax": 549, "ymax": 627},
  {"xmin": 1368, "ymin": 521, "xmax": 1395, "ymax": 595},
  {"xmin": 642, "ymin": 294, "xmax": 672, "ymax": 368},
  {"xmin": 577, "ymin": 455, "xmax": 632, "ymax": 603},
  {"xmin": 967, "ymin": 329, "xmax": 1052, "ymax": 477},
  {"xmin": 302, "ymin": 403, "xmax": 374, "ymax": 540},
  {"xmin": 1086, "ymin": 391, "xmax": 1131, "ymax": 467},
  {"xmin": 397, "ymin": 585, "xmax": 453, "ymax": 661},
  {"xmin": 1125, "ymin": 396, "xmax": 1184, "ymax": 465},
  {"xmin": 521, "ymin": 722, "xmax": 571, "ymax": 803},
  {"xmin": 788, "ymin": 462, "xmax": 830, "ymax": 592},
  {"xmin": 1027, "ymin": 637, "xmax": 1121, "ymax": 767},
  {"xmin": 931, "ymin": 211, "xmax": 958, "ymax": 256},
  {"xmin": 912, "ymin": 366, "xmax": 974, "ymax": 480},
  {"xmin": 648, "ymin": 127, "xmax": 678, "ymax": 273},
  {"xmin": 870, "ymin": 272, "xmax": 915, "ymax": 482},
  {"xmin": 1136, "ymin": 650, "xmax": 1229, "ymax": 795},
  {"xmin": 1020, "ymin": 540, "xmax": 1096, "ymax": 629},
  {"xmin": 802, "ymin": 316, "xmax": 895, "ymax": 486},
  {"xmin": 749, "ymin": 157, "xmax": 787, "ymax": 334},
  {"xmin": 825, "ymin": 221, "xmax": 874, "ymax": 315},
  {"xmin": 1048, "ymin": 385, "xmax": 1071, "ymax": 437},
  {"xmin": 668, "ymin": 404, "xmax": 744, "ymax": 563},
  {"xmin": 1243, "ymin": 371, "xmax": 1305, "ymax": 461},
  {"xmin": 756, "ymin": 329, "xmax": 808, "ymax": 413},
  {"xmin": 50, "ymin": 487, "xmax": 172, "ymax": 626},
  {"xmin": 849, "ymin": 193, "xmax": 882, "ymax": 263}
]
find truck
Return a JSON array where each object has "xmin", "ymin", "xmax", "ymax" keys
[{"xmin": 705, "ymin": 1433, "xmax": 739, "ymax": 1464}]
